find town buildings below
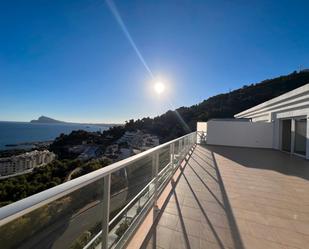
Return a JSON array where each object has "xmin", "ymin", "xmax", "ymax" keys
[
  {"xmin": 104, "ymin": 131, "xmax": 159, "ymax": 162},
  {"xmin": 0, "ymin": 150, "xmax": 56, "ymax": 179}
]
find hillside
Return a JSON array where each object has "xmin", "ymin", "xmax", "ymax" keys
[{"xmin": 125, "ymin": 71, "xmax": 309, "ymax": 142}]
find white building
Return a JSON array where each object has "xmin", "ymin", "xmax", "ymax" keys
[
  {"xmin": 140, "ymin": 134, "xmax": 159, "ymax": 151},
  {"xmin": 117, "ymin": 148, "xmax": 133, "ymax": 160},
  {"xmin": 0, "ymin": 150, "xmax": 56, "ymax": 178},
  {"xmin": 198, "ymin": 83, "xmax": 309, "ymax": 159},
  {"xmin": 104, "ymin": 144, "xmax": 119, "ymax": 156},
  {"xmin": 117, "ymin": 131, "xmax": 140, "ymax": 143},
  {"xmin": 117, "ymin": 131, "xmax": 159, "ymax": 150}
]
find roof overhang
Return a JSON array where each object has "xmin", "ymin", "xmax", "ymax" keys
[{"xmin": 234, "ymin": 83, "xmax": 309, "ymax": 119}]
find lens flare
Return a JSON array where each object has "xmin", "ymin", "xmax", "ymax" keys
[
  {"xmin": 106, "ymin": 0, "xmax": 154, "ymax": 78},
  {"xmin": 106, "ymin": 0, "xmax": 191, "ymax": 133}
]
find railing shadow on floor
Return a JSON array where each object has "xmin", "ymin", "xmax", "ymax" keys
[
  {"xmin": 186, "ymin": 162, "xmax": 225, "ymax": 209},
  {"xmin": 191, "ymin": 150, "xmax": 219, "ymax": 173},
  {"xmin": 189, "ymin": 155, "xmax": 219, "ymax": 183},
  {"xmin": 193, "ymin": 146, "xmax": 217, "ymax": 168},
  {"xmin": 197, "ymin": 145, "xmax": 245, "ymax": 249},
  {"xmin": 201, "ymin": 144, "xmax": 309, "ymax": 181},
  {"xmin": 140, "ymin": 145, "xmax": 245, "ymax": 249},
  {"xmin": 140, "ymin": 146, "xmax": 196, "ymax": 249}
]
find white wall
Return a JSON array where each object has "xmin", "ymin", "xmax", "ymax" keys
[
  {"xmin": 234, "ymin": 84, "xmax": 309, "ymax": 158},
  {"xmin": 207, "ymin": 120, "xmax": 273, "ymax": 148}
]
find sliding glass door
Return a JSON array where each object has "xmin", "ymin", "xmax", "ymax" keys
[
  {"xmin": 281, "ymin": 119, "xmax": 292, "ymax": 152},
  {"xmin": 294, "ymin": 119, "xmax": 307, "ymax": 156}
]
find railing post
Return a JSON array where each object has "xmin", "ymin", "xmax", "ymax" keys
[
  {"xmin": 193, "ymin": 133, "xmax": 195, "ymax": 145},
  {"xmin": 152, "ymin": 152, "xmax": 159, "ymax": 217},
  {"xmin": 185, "ymin": 137, "xmax": 189, "ymax": 156},
  {"xmin": 179, "ymin": 139, "xmax": 182, "ymax": 160},
  {"xmin": 152, "ymin": 151, "xmax": 160, "ymax": 249},
  {"xmin": 183, "ymin": 138, "xmax": 185, "ymax": 158},
  {"xmin": 182, "ymin": 138, "xmax": 184, "ymax": 154},
  {"xmin": 170, "ymin": 143, "xmax": 175, "ymax": 170},
  {"xmin": 196, "ymin": 131, "xmax": 199, "ymax": 144},
  {"xmin": 101, "ymin": 174, "xmax": 111, "ymax": 249},
  {"xmin": 185, "ymin": 137, "xmax": 188, "ymax": 152}
]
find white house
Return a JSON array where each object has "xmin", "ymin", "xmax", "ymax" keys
[{"xmin": 198, "ymin": 83, "xmax": 309, "ymax": 159}]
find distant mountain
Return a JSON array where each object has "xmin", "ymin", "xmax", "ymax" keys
[
  {"xmin": 30, "ymin": 115, "xmax": 120, "ymax": 127},
  {"xmin": 30, "ymin": 116, "xmax": 64, "ymax": 124}
]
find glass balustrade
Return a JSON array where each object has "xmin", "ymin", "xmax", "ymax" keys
[{"xmin": 0, "ymin": 132, "xmax": 196, "ymax": 249}]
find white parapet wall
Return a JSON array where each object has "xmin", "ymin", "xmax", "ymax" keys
[{"xmin": 207, "ymin": 120, "xmax": 274, "ymax": 148}]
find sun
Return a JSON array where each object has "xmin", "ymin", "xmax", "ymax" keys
[{"xmin": 154, "ymin": 81, "xmax": 165, "ymax": 95}]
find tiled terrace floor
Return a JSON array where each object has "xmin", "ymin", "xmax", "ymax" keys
[{"xmin": 141, "ymin": 145, "xmax": 309, "ymax": 249}]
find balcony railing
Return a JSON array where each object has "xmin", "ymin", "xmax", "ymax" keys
[{"xmin": 0, "ymin": 132, "xmax": 197, "ymax": 249}]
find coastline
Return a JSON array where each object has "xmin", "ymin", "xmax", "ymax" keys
[
  {"xmin": 0, "ymin": 120, "xmax": 120, "ymax": 127},
  {"xmin": 0, "ymin": 122, "xmax": 110, "ymax": 151},
  {"xmin": 4, "ymin": 140, "xmax": 53, "ymax": 150}
]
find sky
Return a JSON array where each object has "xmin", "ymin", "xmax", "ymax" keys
[{"xmin": 1, "ymin": 0, "xmax": 309, "ymax": 123}]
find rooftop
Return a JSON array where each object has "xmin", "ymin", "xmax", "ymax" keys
[
  {"xmin": 0, "ymin": 133, "xmax": 308, "ymax": 249},
  {"xmin": 134, "ymin": 145, "xmax": 309, "ymax": 249}
]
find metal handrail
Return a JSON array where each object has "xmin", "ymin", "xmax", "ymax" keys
[
  {"xmin": 83, "ymin": 161, "xmax": 168, "ymax": 249},
  {"xmin": 83, "ymin": 148, "xmax": 182, "ymax": 249},
  {"xmin": 0, "ymin": 132, "xmax": 196, "ymax": 226},
  {"xmin": 109, "ymin": 175, "xmax": 155, "ymax": 226}
]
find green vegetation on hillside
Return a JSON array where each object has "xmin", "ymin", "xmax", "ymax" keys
[
  {"xmin": 0, "ymin": 160, "xmax": 77, "ymax": 206},
  {"xmin": 2, "ymin": 71, "xmax": 309, "ymax": 206},
  {"xmin": 0, "ymin": 158, "xmax": 113, "ymax": 207},
  {"xmin": 125, "ymin": 71, "xmax": 309, "ymax": 142},
  {"xmin": 0, "ymin": 125, "xmax": 126, "ymax": 206},
  {"xmin": 50, "ymin": 126, "xmax": 125, "ymax": 159}
]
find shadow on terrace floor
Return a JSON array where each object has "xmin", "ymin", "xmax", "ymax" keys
[
  {"xmin": 140, "ymin": 145, "xmax": 244, "ymax": 249},
  {"xmin": 205, "ymin": 145, "xmax": 309, "ymax": 181},
  {"xmin": 201, "ymin": 144, "xmax": 309, "ymax": 249}
]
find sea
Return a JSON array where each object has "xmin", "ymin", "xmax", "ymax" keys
[{"xmin": 0, "ymin": 122, "xmax": 109, "ymax": 150}]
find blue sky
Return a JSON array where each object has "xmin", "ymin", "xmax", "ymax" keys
[{"xmin": 1, "ymin": 0, "xmax": 309, "ymax": 123}]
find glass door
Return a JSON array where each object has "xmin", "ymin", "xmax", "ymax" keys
[
  {"xmin": 294, "ymin": 119, "xmax": 307, "ymax": 156},
  {"xmin": 281, "ymin": 119, "xmax": 292, "ymax": 152}
]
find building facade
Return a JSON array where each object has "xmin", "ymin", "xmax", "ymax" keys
[
  {"xmin": 198, "ymin": 84, "xmax": 309, "ymax": 160},
  {"xmin": 0, "ymin": 150, "xmax": 56, "ymax": 178},
  {"xmin": 235, "ymin": 84, "xmax": 309, "ymax": 159}
]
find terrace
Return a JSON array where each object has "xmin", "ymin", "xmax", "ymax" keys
[
  {"xmin": 136, "ymin": 145, "xmax": 309, "ymax": 249},
  {"xmin": 0, "ymin": 132, "xmax": 308, "ymax": 249}
]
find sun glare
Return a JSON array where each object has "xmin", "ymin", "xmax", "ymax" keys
[{"xmin": 154, "ymin": 81, "xmax": 165, "ymax": 95}]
